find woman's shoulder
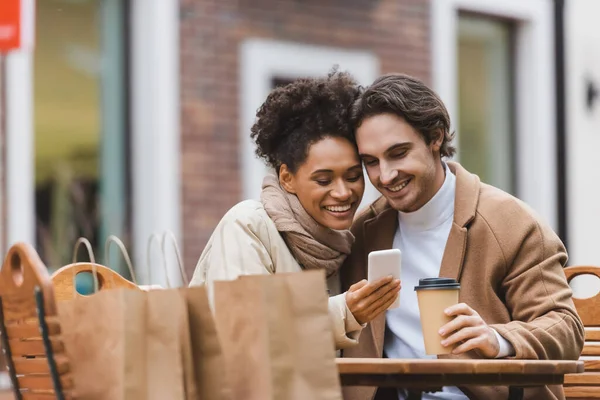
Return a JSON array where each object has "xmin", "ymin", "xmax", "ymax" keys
[
  {"xmin": 191, "ymin": 200, "xmax": 277, "ymax": 286},
  {"xmin": 219, "ymin": 200, "xmax": 275, "ymax": 233},
  {"xmin": 222, "ymin": 199, "xmax": 267, "ymax": 220}
]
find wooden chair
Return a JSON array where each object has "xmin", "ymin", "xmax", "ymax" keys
[
  {"xmin": 51, "ymin": 234, "xmax": 142, "ymax": 301},
  {"xmin": 51, "ymin": 262, "xmax": 139, "ymax": 302},
  {"xmin": 0, "ymin": 243, "xmax": 72, "ymax": 399},
  {"xmin": 564, "ymin": 265, "xmax": 600, "ymax": 399}
]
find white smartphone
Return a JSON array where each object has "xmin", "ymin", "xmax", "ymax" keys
[{"xmin": 368, "ymin": 249, "xmax": 402, "ymax": 309}]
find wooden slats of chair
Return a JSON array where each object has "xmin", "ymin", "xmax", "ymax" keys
[
  {"xmin": 564, "ymin": 266, "xmax": 600, "ymax": 399},
  {"xmin": 583, "ymin": 360, "xmax": 600, "ymax": 371},
  {"xmin": 21, "ymin": 392, "xmax": 62, "ymax": 400},
  {"xmin": 13, "ymin": 356, "xmax": 70, "ymax": 376},
  {"xmin": 585, "ymin": 328, "xmax": 600, "ymax": 341},
  {"xmin": 579, "ymin": 328, "xmax": 600, "ymax": 358},
  {"xmin": 8, "ymin": 336, "xmax": 65, "ymax": 357},
  {"xmin": 565, "ymin": 386, "xmax": 600, "ymax": 400},
  {"xmin": 18, "ymin": 373, "xmax": 73, "ymax": 392},
  {"xmin": 5, "ymin": 318, "xmax": 61, "ymax": 339},
  {"xmin": 0, "ymin": 243, "xmax": 72, "ymax": 400}
]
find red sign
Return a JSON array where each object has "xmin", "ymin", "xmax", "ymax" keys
[{"xmin": 0, "ymin": 0, "xmax": 22, "ymax": 52}]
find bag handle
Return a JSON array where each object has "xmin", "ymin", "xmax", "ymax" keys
[
  {"xmin": 146, "ymin": 231, "xmax": 188, "ymax": 288},
  {"xmin": 161, "ymin": 230, "xmax": 188, "ymax": 286},
  {"xmin": 104, "ymin": 235, "xmax": 137, "ymax": 285},
  {"xmin": 71, "ymin": 237, "xmax": 96, "ymax": 264},
  {"xmin": 147, "ymin": 232, "xmax": 171, "ymax": 288}
]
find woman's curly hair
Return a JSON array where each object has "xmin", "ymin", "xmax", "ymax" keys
[{"xmin": 250, "ymin": 69, "xmax": 361, "ymax": 173}]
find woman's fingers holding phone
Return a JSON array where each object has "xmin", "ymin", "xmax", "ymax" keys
[
  {"xmin": 346, "ymin": 278, "xmax": 401, "ymax": 324},
  {"xmin": 363, "ymin": 281, "xmax": 401, "ymax": 318}
]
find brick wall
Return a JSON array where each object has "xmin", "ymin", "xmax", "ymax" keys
[{"xmin": 180, "ymin": 0, "xmax": 431, "ymax": 275}]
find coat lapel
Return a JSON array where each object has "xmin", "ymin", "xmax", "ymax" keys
[
  {"xmin": 439, "ymin": 162, "xmax": 480, "ymax": 282},
  {"xmin": 438, "ymin": 224, "xmax": 468, "ymax": 281},
  {"xmin": 363, "ymin": 206, "xmax": 397, "ymax": 255}
]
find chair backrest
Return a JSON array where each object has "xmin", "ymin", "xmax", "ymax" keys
[
  {"xmin": 51, "ymin": 262, "xmax": 139, "ymax": 302},
  {"xmin": 563, "ymin": 265, "xmax": 600, "ymax": 399},
  {"xmin": 0, "ymin": 243, "xmax": 72, "ymax": 399}
]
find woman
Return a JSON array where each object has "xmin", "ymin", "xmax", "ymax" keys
[{"xmin": 190, "ymin": 70, "xmax": 400, "ymax": 349}]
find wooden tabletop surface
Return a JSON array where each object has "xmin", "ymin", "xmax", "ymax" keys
[
  {"xmin": 336, "ymin": 358, "xmax": 585, "ymax": 375},
  {"xmin": 337, "ymin": 358, "xmax": 585, "ymax": 393},
  {"xmin": 0, "ymin": 360, "xmax": 585, "ymax": 400}
]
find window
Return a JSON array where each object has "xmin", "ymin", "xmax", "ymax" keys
[
  {"xmin": 431, "ymin": 0, "xmax": 558, "ymax": 230},
  {"xmin": 271, "ymin": 77, "xmax": 296, "ymax": 89},
  {"xmin": 457, "ymin": 15, "xmax": 516, "ymax": 194},
  {"xmin": 34, "ymin": 0, "xmax": 131, "ymax": 272}
]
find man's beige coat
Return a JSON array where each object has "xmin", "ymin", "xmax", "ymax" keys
[{"xmin": 340, "ymin": 162, "xmax": 584, "ymax": 400}]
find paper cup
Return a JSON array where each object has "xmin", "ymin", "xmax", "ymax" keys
[{"xmin": 415, "ymin": 278, "xmax": 460, "ymax": 355}]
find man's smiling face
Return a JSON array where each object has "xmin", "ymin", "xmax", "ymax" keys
[{"xmin": 356, "ymin": 113, "xmax": 445, "ymax": 213}]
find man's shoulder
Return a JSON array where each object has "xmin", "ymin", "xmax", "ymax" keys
[
  {"xmin": 474, "ymin": 183, "xmax": 563, "ymax": 255},
  {"xmin": 476, "ymin": 184, "xmax": 542, "ymax": 227},
  {"xmin": 450, "ymin": 162, "xmax": 547, "ymax": 231},
  {"xmin": 472, "ymin": 182, "xmax": 567, "ymax": 271}
]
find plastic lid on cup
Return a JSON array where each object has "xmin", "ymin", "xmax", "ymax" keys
[{"xmin": 414, "ymin": 277, "xmax": 460, "ymax": 291}]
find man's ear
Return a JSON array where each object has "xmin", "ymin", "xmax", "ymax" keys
[
  {"xmin": 430, "ymin": 129, "xmax": 444, "ymax": 152},
  {"xmin": 279, "ymin": 164, "xmax": 297, "ymax": 194}
]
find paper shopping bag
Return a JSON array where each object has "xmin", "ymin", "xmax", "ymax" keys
[
  {"xmin": 213, "ymin": 270, "xmax": 342, "ymax": 400},
  {"xmin": 146, "ymin": 289, "xmax": 188, "ymax": 400},
  {"xmin": 147, "ymin": 231, "xmax": 232, "ymax": 400},
  {"xmin": 144, "ymin": 231, "xmax": 199, "ymax": 399},
  {"xmin": 183, "ymin": 285, "xmax": 232, "ymax": 400},
  {"xmin": 57, "ymin": 288, "xmax": 187, "ymax": 400},
  {"xmin": 178, "ymin": 295, "xmax": 198, "ymax": 400}
]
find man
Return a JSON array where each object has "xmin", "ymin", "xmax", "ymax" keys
[{"xmin": 340, "ymin": 74, "xmax": 584, "ymax": 400}]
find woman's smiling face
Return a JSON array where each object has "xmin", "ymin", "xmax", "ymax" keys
[{"xmin": 280, "ymin": 136, "xmax": 365, "ymax": 230}]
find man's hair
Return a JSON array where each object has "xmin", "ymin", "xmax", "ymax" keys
[
  {"xmin": 251, "ymin": 68, "xmax": 360, "ymax": 173},
  {"xmin": 351, "ymin": 73, "xmax": 456, "ymax": 158}
]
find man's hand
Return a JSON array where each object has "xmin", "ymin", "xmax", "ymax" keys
[
  {"xmin": 345, "ymin": 276, "xmax": 401, "ymax": 324},
  {"xmin": 439, "ymin": 303, "xmax": 500, "ymax": 358}
]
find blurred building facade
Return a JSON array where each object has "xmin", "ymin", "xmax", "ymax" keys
[{"xmin": 0, "ymin": 0, "xmax": 599, "ymax": 282}]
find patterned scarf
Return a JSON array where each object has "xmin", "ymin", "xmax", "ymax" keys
[{"xmin": 260, "ymin": 174, "xmax": 354, "ymax": 277}]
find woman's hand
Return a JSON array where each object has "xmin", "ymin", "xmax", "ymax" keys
[{"xmin": 345, "ymin": 276, "xmax": 401, "ymax": 324}]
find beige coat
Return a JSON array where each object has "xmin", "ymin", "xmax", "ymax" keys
[
  {"xmin": 340, "ymin": 162, "xmax": 584, "ymax": 400},
  {"xmin": 189, "ymin": 199, "xmax": 364, "ymax": 350}
]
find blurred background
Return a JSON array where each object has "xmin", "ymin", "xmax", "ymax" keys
[{"xmin": 0, "ymin": 0, "xmax": 599, "ymax": 286}]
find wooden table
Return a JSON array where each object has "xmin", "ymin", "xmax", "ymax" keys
[{"xmin": 337, "ymin": 358, "xmax": 585, "ymax": 400}]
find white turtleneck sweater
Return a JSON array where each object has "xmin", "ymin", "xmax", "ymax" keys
[{"xmin": 383, "ymin": 163, "xmax": 513, "ymax": 400}]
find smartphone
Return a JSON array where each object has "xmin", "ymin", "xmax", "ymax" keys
[{"xmin": 368, "ymin": 249, "xmax": 402, "ymax": 309}]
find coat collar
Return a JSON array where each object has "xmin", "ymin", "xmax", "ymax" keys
[
  {"xmin": 361, "ymin": 161, "xmax": 481, "ymax": 355},
  {"xmin": 363, "ymin": 197, "xmax": 398, "ymax": 255},
  {"xmin": 438, "ymin": 162, "xmax": 480, "ymax": 282},
  {"xmin": 446, "ymin": 161, "xmax": 480, "ymax": 228}
]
